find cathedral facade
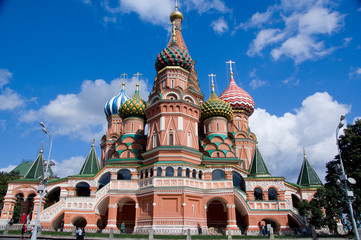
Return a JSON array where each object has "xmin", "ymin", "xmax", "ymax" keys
[{"xmin": 0, "ymin": 7, "xmax": 322, "ymax": 235}]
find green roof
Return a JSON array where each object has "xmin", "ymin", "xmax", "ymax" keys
[
  {"xmin": 249, "ymin": 147, "xmax": 270, "ymax": 177},
  {"xmin": 11, "ymin": 161, "xmax": 33, "ymax": 176},
  {"xmin": 297, "ymin": 152, "xmax": 322, "ymax": 186},
  {"xmin": 79, "ymin": 140, "xmax": 100, "ymax": 175},
  {"xmin": 24, "ymin": 148, "xmax": 45, "ymax": 179}
]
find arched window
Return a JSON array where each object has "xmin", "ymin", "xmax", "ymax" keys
[
  {"xmin": 232, "ymin": 171, "xmax": 246, "ymax": 192},
  {"xmin": 216, "ymin": 152, "xmax": 220, "ymax": 158},
  {"xmin": 268, "ymin": 187, "xmax": 277, "ymax": 201},
  {"xmin": 198, "ymin": 171, "xmax": 203, "ymax": 179},
  {"xmin": 150, "ymin": 168, "xmax": 154, "ymax": 177},
  {"xmin": 216, "ymin": 123, "xmax": 219, "ymax": 131},
  {"xmin": 212, "ymin": 169, "xmax": 225, "ymax": 180},
  {"xmin": 153, "ymin": 133, "xmax": 157, "ymax": 148},
  {"xmin": 254, "ymin": 187, "xmax": 263, "ymax": 201},
  {"xmin": 171, "ymin": 79, "xmax": 174, "ymax": 88},
  {"xmin": 177, "ymin": 167, "xmax": 182, "ymax": 177},
  {"xmin": 238, "ymin": 121, "xmax": 240, "ymax": 129},
  {"xmin": 166, "ymin": 167, "xmax": 174, "ymax": 177},
  {"xmin": 140, "ymin": 171, "xmax": 144, "ymax": 179},
  {"xmin": 127, "ymin": 151, "xmax": 130, "ymax": 158},
  {"xmin": 98, "ymin": 172, "xmax": 111, "ymax": 190},
  {"xmin": 76, "ymin": 182, "xmax": 90, "ymax": 197},
  {"xmin": 169, "ymin": 133, "xmax": 174, "ymax": 145},
  {"xmin": 131, "ymin": 123, "xmax": 134, "ymax": 132},
  {"xmin": 192, "ymin": 170, "xmax": 197, "ymax": 178},
  {"xmin": 157, "ymin": 167, "xmax": 162, "ymax": 176},
  {"xmin": 186, "ymin": 168, "xmax": 190, "ymax": 177},
  {"xmin": 117, "ymin": 169, "xmax": 131, "ymax": 180},
  {"xmin": 145, "ymin": 170, "xmax": 149, "ymax": 178}
]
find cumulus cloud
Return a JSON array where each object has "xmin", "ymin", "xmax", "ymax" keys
[
  {"xmin": 0, "ymin": 69, "xmax": 12, "ymax": 88},
  {"xmin": 0, "ymin": 165, "xmax": 17, "ymax": 173},
  {"xmin": 52, "ymin": 156, "xmax": 85, "ymax": 178},
  {"xmin": 349, "ymin": 67, "xmax": 361, "ymax": 78},
  {"xmin": 100, "ymin": 0, "xmax": 228, "ymax": 26},
  {"xmin": 250, "ymin": 92, "xmax": 350, "ymax": 182},
  {"xmin": 0, "ymin": 69, "xmax": 26, "ymax": 111},
  {"xmin": 21, "ymin": 76, "xmax": 150, "ymax": 142},
  {"xmin": 211, "ymin": 17, "xmax": 228, "ymax": 35},
  {"xmin": 241, "ymin": 0, "xmax": 345, "ymax": 64}
]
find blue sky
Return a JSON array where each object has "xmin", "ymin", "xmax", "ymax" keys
[{"xmin": 0, "ymin": 0, "xmax": 360, "ymax": 182}]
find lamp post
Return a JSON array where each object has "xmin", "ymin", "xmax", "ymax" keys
[
  {"xmin": 336, "ymin": 115, "xmax": 359, "ymax": 240},
  {"xmin": 31, "ymin": 122, "xmax": 53, "ymax": 240}
]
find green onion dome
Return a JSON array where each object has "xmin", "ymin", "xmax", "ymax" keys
[
  {"xmin": 119, "ymin": 83, "xmax": 146, "ymax": 120},
  {"xmin": 155, "ymin": 40, "xmax": 192, "ymax": 72},
  {"xmin": 201, "ymin": 84, "xmax": 233, "ymax": 122}
]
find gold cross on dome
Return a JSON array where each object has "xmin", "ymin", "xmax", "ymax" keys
[
  {"xmin": 208, "ymin": 73, "xmax": 216, "ymax": 86},
  {"xmin": 134, "ymin": 72, "xmax": 143, "ymax": 82},
  {"xmin": 226, "ymin": 60, "xmax": 235, "ymax": 74}
]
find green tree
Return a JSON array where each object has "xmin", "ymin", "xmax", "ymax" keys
[
  {"xmin": 324, "ymin": 119, "xmax": 361, "ymax": 233},
  {"xmin": 0, "ymin": 170, "xmax": 20, "ymax": 207}
]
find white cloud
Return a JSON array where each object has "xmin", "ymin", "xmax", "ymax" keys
[
  {"xmin": 239, "ymin": 7, "xmax": 274, "ymax": 30},
  {"xmin": 0, "ymin": 165, "xmax": 17, "ymax": 173},
  {"xmin": 0, "ymin": 69, "xmax": 12, "ymax": 88},
  {"xmin": 250, "ymin": 79, "xmax": 267, "ymax": 89},
  {"xmin": 242, "ymin": 0, "xmax": 345, "ymax": 64},
  {"xmin": 52, "ymin": 156, "xmax": 85, "ymax": 178},
  {"xmin": 250, "ymin": 92, "xmax": 350, "ymax": 182},
  {"xmin": 348, "ymin": 67, "xmax": 361, "ymax": 78},
  {"xmin": 282, "ymin": 76, "xmax": 299, "ymax": 86},
  {"xmin": 183, "ymin": 0, "xmax": 229, "ymax": 14},
  {"xmin": 0, "ymin": 88, "xmax": 25, "ymax": 111},
  {"xmin": 21, "ymin": 77, "xmax": 150, "ymax": 142},
  {"xmin": 211, "ymin": 17, "xmax": 228, "ymax": 35},
  {"xmin": 247, "ymin": 29, "xmax": 286, "ymax": 57}
]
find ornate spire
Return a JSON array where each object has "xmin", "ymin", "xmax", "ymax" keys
[
  {"xmin": 249, "ymin": 146, "xmax": 271, "ymax": 177},
  {"xmin": 79, "ymin": 140, "xmax": 100, "ymax": 175},
  {"xmin": 297, "ymin": 148, "xmax": 322, "ymax": 186},
  {"xmin": 24, "ymin": 146, "xmax": 45, "ymax": 179}
]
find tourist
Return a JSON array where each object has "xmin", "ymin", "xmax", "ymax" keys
[
  {"xmin": 21, "ymin": 213, "xmax": 26, "ymax": 224},
  {"xmin": 8, "ymin": 218, "xmax": 14, "ymax": 226},
  {"xmin": 21, "ymin": 224, "xmax": 27, "ymax": 240},
  {"xmin": 121, "ymin": 222, "xmax": 125, "ymax": 233},
  {"xmin": 76, "ymin": 227, "xmax": 82, "ymax": 240},
  {"xmin": 29, "ymin": 225, "xmax": 35, "ymax": 239},
  {"xmin": 197, "ymin": 223, "xmax": 202, "ymax": 235}
]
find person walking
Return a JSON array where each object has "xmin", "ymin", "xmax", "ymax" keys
[
  {"xmin": 21, "ymin": 224, "xmax": 27, "ymax": 240},
  {"xmin": 76, "ymin": 227, "xmax": 82, "ymax": 240},
  {"xmin": 197, "ymin": 223, "xmax": 202, "ymax": 235},
  {"xmin": 120, "ymin": 222, "xmax": 125, "ymax": 233}
]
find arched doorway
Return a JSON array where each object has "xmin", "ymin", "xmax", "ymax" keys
[
  {"xmin": 72, "ymin": 216, "xmax": 87, "ymax": 228},
  {"xmin": 76, "ymin": 182, "xmax": 90, "ymax": 196},
  {"xmin": 117, "ymin": 198, "xmax": 136, "ymax": 233},
  {"xmin": 260, "ymin": 218, "xmax": 280, "ymax": 235},
  {"xmin": 232, "ymin": 171, "xmax": 246, "ymax": 192},
  {"xmin": 291, "ymin": 194, "xmax": 300, "ymax": 208},
  {"xmin": 45, "ymin": 187, "xmax": 60, "ymax": 208},
  {"xmin": 13, "ymin": 193, "xmax": 24, "ymax": 223},
  {"xmin": 96, "ymin": 196, "xmax": 109, "ymax": 231},
  {"xmin": 207, "ymin": 199, "xmax": 227, "ymax": 234}
]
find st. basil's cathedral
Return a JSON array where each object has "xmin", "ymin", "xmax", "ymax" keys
[{"xmin": 0, "ymin": 6, "xmax": 322, "ymax": 236}]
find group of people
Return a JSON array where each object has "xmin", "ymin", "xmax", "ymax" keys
[{"xmin": 21, "ymin": 224, "xmax": 35, "ymax": 240}]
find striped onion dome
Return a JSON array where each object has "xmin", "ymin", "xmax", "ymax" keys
[
  {"xmin": 219, "ymin": 74, "xmax": 255, "ymax": 116},
  {"xmin": 119, "ymin": 83, "xmax": 146, "ymax": 120},
  {"xmin": 201, "ymin": 84, "xmax": 233, "ymax": 122},
  {"xmin": 104, "ymin": 82, "xmax": 130, "ymax": 117}
]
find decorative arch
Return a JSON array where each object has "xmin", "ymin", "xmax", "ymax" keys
[
  {"xmin": 206, "ymin": 197, "xmax": 228, "ymax": 233},
  {"xmin": 268, "ymin": 187, "xmax": 278, "ymax": 201},
  {"xmin": 98, "ymin": 172, "xmax": 111, "ymax": 190},
  {"xmin": 183, "ymin": 94, "xmax": 196, "ymax": 104},
  {"xmin": 212, "ymin": 169, "xmax": 225, "ymax": 180},
  {"xmin": 118, "ymin": 169, "xmax": 131, "ymax": 180},
  {"xmin": 71, "ymin": 215, "xmax": 88, "ymax": 228},
  {"xmin": 164, "ymin": 91, "xmax": 180, "ymax": 100},
  {"xmin": 148, "ymin": 94, "xmax": 161, "ymax": 105},
  {"xmin": 75, "ymin": 182, "xmax": 90, "ymax": 197},
  {"xmin": 254, "ymin": 187, "xmax": 263, "ymax": 201},
  {"xmin": 116, "ymin": 197, "xmax": 137, "ymax": 233},
  {"xmin": 232, "ymin": 171, "xmax": 246, "ymax": 192}
]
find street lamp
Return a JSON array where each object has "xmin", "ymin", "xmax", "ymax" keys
[
  {"xmin": 31, "ymin": 122, "xmax": 53, "ymax": 240},
  {"xmin": 336, "ymin": 115, "xmax": 359, "ymax": 240}
]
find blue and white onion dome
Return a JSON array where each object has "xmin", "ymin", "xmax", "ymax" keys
[{"xmin": 104, "ymin": 82, "xmax": 130, "ymax": 117}]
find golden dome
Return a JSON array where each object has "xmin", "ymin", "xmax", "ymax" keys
[{"xmin": 170, "ymin": 8, "xmax": 183, "ymax": 22}]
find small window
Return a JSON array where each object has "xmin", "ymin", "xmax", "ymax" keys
[
  {"xmin": 127, "ymin": 151, "xmax": 130, "ymax": 158},
  {"xmin": 198, "ymin": 171, "xmax": 203, "ymax": 179},
  {"xmin": 157, "ymin": 167, "xmax": 162, "ymax": 176},
  {"xmin": 171, "ymin": 79, "xmax": 174, "ymax": 88},
  {"xmin": 216, "ymin": 123, "xmax": 219, "ymax": 131},
  {"xmin": 186, "ymin": 168, "xmax": 190, "ymax": 177},
  {"xmin": 268, "ymin": 187, "xmax": 277, "ymax": 201},
  {"xmin": 192, "ymin": 170, "xmax": 196, "ymax": 178},
  {"xmin": 254, "ymin": 188, "xmax": 263, "ymax": 201},
  {"xmin": 150, "ymin": 168, "xmax": 154, "ymax": 177},
  {"xmin": 140, "ymin": 171, "xmax": 144, "ymax": 179},
  {"xmin": 169, "ymin": 133, "xmax": 174, "ymax": 145},
  {"xmin": 177, "ymin": 167, "xmax": 182, "ymax": 177},
  {"xmin": 237, "ymin": 121, "xmax": 240, "ymax": 129},
  {"xmin": 166, "ymin": 167, "xmax": 174, "ymax": 177},
  {"xmin": 216, "ymin": 152, "xmax": 220, "ymax": 158},
  {"xmin": 131, "ymin": 123, "xmax": 134, "ymax": 132},
  {"xmin": 145, "ymin": 170, "xmax": 149, "ymax": 178}
]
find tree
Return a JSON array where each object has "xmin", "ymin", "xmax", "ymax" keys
[
  {"xmin": 0, "ymin": 170, "xmax": 21, "ymax": 208},
  {"xmin": 324, "ymin": 119, "xmax": 361, "ymax": 233}
]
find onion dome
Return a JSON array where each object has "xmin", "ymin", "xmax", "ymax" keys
[
  {"xmin": 104, "ymin": 82, "xmax": 130, "ymax": 117},
  {"xmin": 219, "ymin": 73, "xmax": 255, "ymax": 116},
  {"xmin": 170, "ymin": 6, "xmax": 183, "ymax": 22},
  {"xmin": 119, "ymin": 82, "xmax": 146, "ymax": 120},
  {"xmin": 201, "ymin": 80, "xmax": 233, "ymax": 121},
  {"xmin": 155, "ymin": 40, "xmax": 192, "ymax": 72}
]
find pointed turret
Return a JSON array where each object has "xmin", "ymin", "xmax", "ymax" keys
[
  {"xmin": 249, "ymin": 146, "xmax": 270, "ymax": 177},
  {"xmin": 297, "ymin": 149, "xmax": 322, "ymax": 186},
  {"xmin": 24, "ymin": 145, "xmax": 45, "ymax": 179},
  {"xmin": 79, "ymin": 139, "xmax": 100, "ymax": 175}
]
